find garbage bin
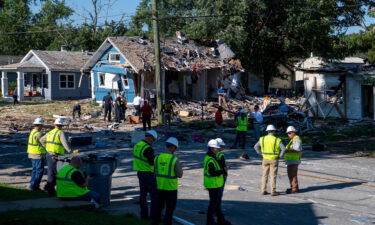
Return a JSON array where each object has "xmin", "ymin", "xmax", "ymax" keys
[{"xmin": 56, "ymin": 153, "xmax": 118, "ymax": 206}]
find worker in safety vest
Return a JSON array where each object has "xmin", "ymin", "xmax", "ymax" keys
[
  {"xmin": 216, "ymin": 138, "xmax": 228, "ymax": 184},
  {"xmin": 253, "ymin": 124, "xmax": 286, "ymax": 196},
  {"xmin": 285, "ymin": 126, "xmax": 302, "ymax": 194},
  {"xmin": 204, "ymin": 139, "xmax": 232, "ymax": 225},
  {"xmin": 56, "ymin": 157, "xmax": 100, "ymax": 207},
  {"xmin": 231, "ymin": 109, "xmax": 248, "ymax": 149},
  {"xmin": 27, "ymin": 118, "xmax": 47, "ymax": 191},
  {"xmin": 152, "ymin": 137, "xmax": 183, "ymax": 225},
  {"xmin": 40, "ymin": 118, "xmax": 72, "ymax": 195},
  {"xmin": 133, "ymin": 129, "xmax": 158, "ymax": 220}
]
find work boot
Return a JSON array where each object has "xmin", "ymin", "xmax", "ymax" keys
[
  {"xmin": 218, "ymin": 219, "xmax": 232, "ymax": 225},
  {"xmin": 261, "ymin": 191, "xmax": 269, "ymax": 195},
  {"xmin": 286, "ymin": 188, "xmax": 299, "ymax": 194},
  {"xmin": 271, "ymin": 192, "xmax": 279, "ymax": 196}
]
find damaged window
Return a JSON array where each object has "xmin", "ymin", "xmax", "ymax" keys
[
  {"xmin": 109, "ymin": 53, "xmax": 121, "ymax": 63},
  {"xmin": 60, "ymin": 74, "xmax": 75, "ymax": 89},
  {"xmin": 123, "ymin": 74, "xmax": 130, "ymax": 89},
  {"xmin": 99, "ymin": 73, "xmax": 105, "ymax": 86}
]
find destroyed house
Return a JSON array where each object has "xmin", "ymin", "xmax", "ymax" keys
[
  {"xmin": 0, "ymin": 49, "xmax": 93, "ymax": 100},
  {"xmin": 83, "ymin": 35, "xmax": 243, "ymax": 103},
  {"xmin": 296, "ymin": 57, "xmax": 375, "ymax": 120}
]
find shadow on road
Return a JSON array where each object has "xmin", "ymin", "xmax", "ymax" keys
[{"xmin": 300, "ymin": 182, "xmax": 364, "ymax": 193}]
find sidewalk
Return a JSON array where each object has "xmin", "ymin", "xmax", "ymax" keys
[{"xmin": 0, "ymin": 197, "xmax": 93, "ymax": 212}]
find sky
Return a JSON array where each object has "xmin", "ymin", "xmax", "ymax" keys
[{"xmin": 30, "ymin": 0, "xmax": 374, "ymax": 33}]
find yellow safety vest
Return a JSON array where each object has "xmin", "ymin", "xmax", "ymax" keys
[
  {"xmin": 133, "ymin": 140, "xmax": 153, "ymax": 172},
  {"xmin": 284, "ymin": 135, "xmax": 302, "ymax": 162},
  {"xmin": 259, "ymin": 135, "xmax": 282, "ymax": 160},
  {"xmin": 56, "ymin": 164, "xmax": 89, "ymax": 198},
  {"xmin": 154, "ymin": 153, "xmax": 178, "ymax": 191},
  {"xmin": 27, "ymin": 129, "xmax": 46, "ymax": 155},
  {"xmin": 46, "ymin": 128, "xmax": 65, "ymax": 155},
  {"xmin": 203, "ymin": 155, "xmax": 224, "ymax": 189},
  {"xmin": 236, "ymin": 116, "xmax": 248, "ymax": 131}
]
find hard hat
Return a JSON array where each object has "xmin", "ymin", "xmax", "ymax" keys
[
  {"xmin": 145, "ymin": 130, "xmax": 158, "ymax": 140},
  {"xmin": 240, "ymin": 109, "xmax": 246, "ymax": 113},
  {"xmin": 166, "ymin": 137, "xmax": 179, "ymax": 148},
  {"xmin": 207, "ymin": 139, "xmax": 220, "ymax": 148},
  {"xmin": 216, "ymin": 138, "xmax": 225, "ymax": 146},
  {"xmin": 266, "ymin": 124, "xmax": 277, "ymax": 132},
  {"xmin": 33, "ymin": 117, "xmax": 44, "ymax": 125},
  {"xmin": 54, "ymin": 118, "xmax": 65, "ymax": 125},
  {"xmin": 286, "ymin": 126, "xmax": 297, "ymax": 133}
]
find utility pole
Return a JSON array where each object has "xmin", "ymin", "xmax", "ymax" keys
[{"xmin": 152, "ymin": 0, "xmax": 163, "ymax": 124}]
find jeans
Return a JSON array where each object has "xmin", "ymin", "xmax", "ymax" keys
[
  {"xmin": 44, "ymin": 153, "xmax": 58, "ymax": 195},
  {"xmin": 29, "ymin": 158, "xmax": 45, "ymax": 190},
  {"xmin": 142, "ymin": 115, "xmax": 151, "ymax": 131},
  {"xmin": 135, "ymin": 105, "xmax": 141, "ymax": 116},
  {"xmin": 115, "ymin": 106, "xmax": 122, "ymax": 122},
  {"xmin": 232, "ymin": 131, "xmax": 247, "ymax": 149},
  {"xmin": 60, "ymin": 191, "xmax": 100, "ymax": 203},
  {"xmin": 152, "ymin": 190, "xmax": 177, "ymax": 225},
  {"xmin": 253, "ymin": 123, "xmax": 262, "ymax": 142},
  {"xmin": 137, "ymin": 171, "xmax": 157, "ymax": 219},
  {"xmin": 104, "ymin": 105, "xmax": 112, "ymax": 121},
  {"xmin": 207, "ymin": 187, "xmax": 225, "ymax": 225}
]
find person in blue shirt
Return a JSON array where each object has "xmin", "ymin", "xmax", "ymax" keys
[{"xmin": 217, "ymin": 86, "xmax": 227, "ymax": 107}]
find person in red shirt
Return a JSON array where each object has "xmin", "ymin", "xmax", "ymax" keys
[
  {"xmin": 215, "ymin": 107, "xmax": 224, "ymax": 136},
  {"xmin": 141, "ymin": 100, "xmax": 153, "ymax": 131}
]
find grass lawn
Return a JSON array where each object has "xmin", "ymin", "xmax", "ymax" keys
[
  {"xmin": 0, "ymin": 184, "xmax": 49, "ymax": 201},
  {"xmin": 0, "ymin": 209, "xmax": 149, "ymax": 225}
]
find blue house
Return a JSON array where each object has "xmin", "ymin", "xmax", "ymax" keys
[
  {"xmin": 0, "ymin": 49, "xmax": 92, "ymax": 100},
  {"xmin": 83, "ymin": 36, "xmax": 243, "ymax": 104}
]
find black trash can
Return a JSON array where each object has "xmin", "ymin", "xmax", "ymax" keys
[{"xmin": 56, "ymin": 153, "xmax": 118, "ymax": 206}]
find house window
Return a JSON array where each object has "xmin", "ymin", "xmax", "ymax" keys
[
  {"xmin": 42, "ymin": 74, "xmax": 48, "ymax": 88},
  {"xmin": 60, "ymin": 74, "xmax": 75, "ymax": 89},
  {"xmin": 109, "ymin": 53, "xmax": 121, "ymax": 63},
  {"xmin": 123, "ymin": 74, "xmax": 130, "ymax": 89},
  {"xmin": 99, "ymin": 72, "xmax": 105, "ymax": 86}
]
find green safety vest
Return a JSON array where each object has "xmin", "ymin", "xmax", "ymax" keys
[
  {"xmin": 154, "ymin": 153, "xmax": 178, "ymax": 191},
  {"xmin": 56, "ymin": 164, "xmax": 89, "ymax": 198},
  {"xmin": 45, "ymin": 128, "xmax": 65, "ymax": 155},
  {"xmin": 216, "ymin": 152, "xmax": 224, "ymax": 161},
  {"xmin": 203, "ymin": 155, "xmax": 224, "ymax": 189},
  {"xmin": 236, "ymin": 116, "xmax": 248, "ymax": 131},
  {"xmin": 27, "ymin": 129, "xmax": 46, "ymax": 155},
  {"xmin": 284, "ymin": 135, "xmax": 302, "ymax": 161},
  {"xmin": 259, "ymin": 135, "xmax": 282, "ymax": 160},
  {"xmin": 133, "ymin": 141, "xmax": 153, "ymax": 172}
]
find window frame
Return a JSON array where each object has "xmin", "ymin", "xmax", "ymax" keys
[
  {"xmin": 109, "ymin": 53, "xmax": 121, "ymax": 63},
  {"xmin": 98, "ymin": 72, "xmax": 106, "ymax": 87},
  {"xmin": 59, "ymin": 73, "xmax": 75, "ymax": 90},
  {"xmin": 123, "ymin": 74, "xmax": 130, "ymax": 89}
]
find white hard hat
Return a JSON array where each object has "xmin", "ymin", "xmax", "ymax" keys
[
  {"xmin": 215, "ymin": 138, "xmax": 225, "ymax": 146},
  {"xmin": 54, "ymin": 118, "xmax": 65, "ymax": 125},
  {"xmin": 286, "ymin": 126, "xmax": 297, "ymax": 133},
  {"xmin": 207, "ymin": 139, "xmax": 220, "ymax": 148},
  {"xmin": 266, "ymin": 124, "xmax": 277, "ymax": 132},
  {"xmin": 240, "ymin": 109, "xmax": 246, "ymax": 113},
  {"xmin": 33, "ymin": 117, "xmax": 44, "ymax": 125},
  {"xmin": 166, "ymin": 137, "xmax": 179, "ymax": 148},
  {"xmin": 145, "ymin": 130, "xmax": 158, "ymax": 140}
]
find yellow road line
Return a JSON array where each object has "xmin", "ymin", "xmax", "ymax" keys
[{"xmin": 278, "ymin": 171, "xmax": 375, "ymax": 188}]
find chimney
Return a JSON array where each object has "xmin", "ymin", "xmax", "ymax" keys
[{"xmin": 61, "ymin": 45, "xmax": 68, "ymax": 52}]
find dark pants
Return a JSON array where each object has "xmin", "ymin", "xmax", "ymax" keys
[
  {"xmin": 72, "ymin": 109, "xmax": 81, "ymax": 119},
  {"xmin": 104, "ymin": 105, "xmax": 112, "ymax": 121},
  {"xmin": 233, "ymin": 131, "xmax": 247, "ymax": 149},
  {"xmin": 142, "ymin": 115, "xmax": 151, "ymax": 131},
  {"xmin": 61, "ymin": 191, "xmax": 100, "ymax": 203},
  {"xmin": 152, "ymin": 190, "xmax": 177, "ymax": 225},
  {"xmin": 121, "ymin": 107, "xmax": 127, "ymax": 120},
  {"xmin": 207, "ymin": 187, "xmax": 225, "ymax": 225},
  {"xmin": 135, "ymin": 105, "xmax": 141, "ymax": 116},
  {"xmin": 44, "ymin": 154, "xmax": 58, "ymax": 195},
  {"xmin": 137, "ymin": 171, "xmax": 156, "ymax": 219},
  {"xmin": 13, "ymin": 95, "xmax": 19, "ymax": 105},
  {"xmin": 115, "ymin": 106, "xmax": 122, "ymax": 122},
  {"xmin": 29, "ymin": 158, "xmax": 45, "ymax": 190},
  {"xmin": 287, "ymin": 164, "xmax": 299, "ymax": 191}
]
